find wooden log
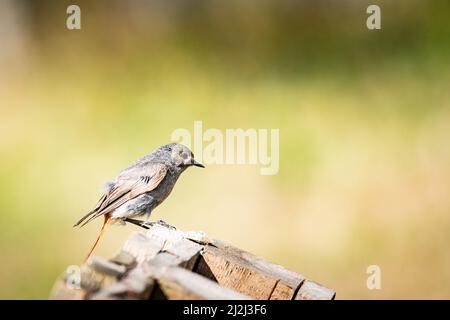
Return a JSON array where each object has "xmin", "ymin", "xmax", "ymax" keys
[{"xmin": 195, "ymin": 240, "xmax": 305, "ymax": 300}]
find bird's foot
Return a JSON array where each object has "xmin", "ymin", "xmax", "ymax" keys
[
  {"xmin": 124, "ymin": 218, "xmax": 176, "ymax": 230},
  {"xmin": 156, "ymin": 219, "xmax": 177, "ymax": 230},
  {"xmin": 124, "ymin": 218, "xmax": 154, "ymax": 230}
]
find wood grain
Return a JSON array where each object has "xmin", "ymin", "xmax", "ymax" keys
[
  {"xmin": 295, "ymin": 280, "xmax": 336, "ymax": 300},
  {"xmin": 195, "ymin": 240, "xmax": 305, "ymax": 300},
  {"xmin": 152, "ymin": 266, "xmax": 251, "ymax": 300},
  {"xmin": 50, "ymin": 223, "xmax": 335, "ymax": 300}
]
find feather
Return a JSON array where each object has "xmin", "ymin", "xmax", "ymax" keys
[{"xmin": 73, "ymin": 163, "xmax": 168, "ymax": 228}]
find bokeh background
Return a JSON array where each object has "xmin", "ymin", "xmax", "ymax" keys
[{"xmin": 1, "ymin": 0, "xmax": 449, "ymax": 299}]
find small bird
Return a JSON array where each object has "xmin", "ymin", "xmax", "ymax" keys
[{"xmin": 74, "ymin": 143, "xmax": 204, "ymax": 261}]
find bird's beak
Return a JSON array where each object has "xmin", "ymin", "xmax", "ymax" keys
[{"xmin": 191, "ymin": 159, "xmax": 205, "ymax": 168}]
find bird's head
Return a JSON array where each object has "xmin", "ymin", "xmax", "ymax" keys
[{"xmin": 158, "ymin": 143, "xmax": 205, "ymax": 169}]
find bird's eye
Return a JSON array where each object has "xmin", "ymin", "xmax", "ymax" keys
[{"xmin": 167, "ymin": 147, "xmax": 172, "ymax": 152}]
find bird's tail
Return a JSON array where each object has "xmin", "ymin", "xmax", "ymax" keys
[
  {"xmin": 84, "ymin": 215, "xmax": 110, "ymax": 263},
  {"xmin": 73, "ymin": 209, "xmax": 96, "ymax": 228}
]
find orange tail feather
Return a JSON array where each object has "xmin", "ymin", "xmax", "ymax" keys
[{"xmin": 84, "ymin": 215, "xmax": 110, "ymax": 262}]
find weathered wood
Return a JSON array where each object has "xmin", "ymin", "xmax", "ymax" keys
[
  {"xmin": 122, "ymin": 232, "xmax": 166, "ymax": 263},
  {"xmin": 295, "ymin": 280, "xmax": 336, "ymax": 300},
  {"xmin": 121, "ymin": 225, "xmax": 204, "ymax": 265},
  {"xmin": 86, "ymin": 226, "xmax": 205, "ymax": 299},
  {"xmin": 90, "ymin": 268, "xmax": 155, "ymax": 300},
  {"xmin": 88, "ymin": 256, "xmax": 127, "ymax": 277},
  {"xmin": 50, "ymin": 280, "xmax": 87, "ymax": 300},
  {"xmin": 50, "ymin": 264, "xmax": 114, "ymax": 299},
  {"xmin": 50, "ymin": 222, "xmax": 335, "ymax": 300},
  {"xmin": 195, "ymin": 240, "xmax": 305, "ymax": 300},
  {"xmin": 157, "ymin": 229, "xmax": 204, "ymax": 270},
  {"xmin": 110, "ymin": 250, "xmax": 136, "ymax": 267},
  {"xmin": 149, "ymin": 266, "xmax": 251, "ymax": 300}
]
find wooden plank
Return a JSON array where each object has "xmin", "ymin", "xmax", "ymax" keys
[
  {"xmin": 196, "ymin": 249, "xmax": 276, "ymax": 299},
  {"xmin": 110, "ymin": 250, "xmax": 136, "ymax": 268},
  {"xmin": 149, "ymin": 266, "xmax": 251, "ymax": 300},
  {"xmin": 145, "ymin": 223, "xmax": 185, "ymax": 247},
  {"xmin": 88, "ymin": 256, "xmax": 127, "ymax": 277},
  {"xmin": 150, "ymin": 251, "xmax": 189, "ymax": 268},
  {"xmin": 195, "ymin": 241, "xmax": 305, "ymax": 300},
  {"xmin": 295, "ymin": 280, "xmax": 336, "ymax": 300},
  {"xmin": 122, "ymin": 225, "xmax": 204, "ymax": 263},
  {"xmin": 122, "ymin": 231, "xmax": 165, "ymax": 263},
  {"xmin": 162, "ymin": 238, "xmax": 204, "ymax": 270},
  {"xmin": 270, "ymin": 280, "xmax": 303, "ymax": 300},
  {"xmin": 91, "ymin": 268, "xmax": 155, "ymax": 300},
  {"xmin": 50, "ymin": 264, "xmax": 113, "ymax": 299},
  {"xmin": 50, "ymin": 280, "xmax": 87, "ymax": 300},
  {"xmin": 91, "ymin": 234, "xmax": 204, "ymax": 299}
]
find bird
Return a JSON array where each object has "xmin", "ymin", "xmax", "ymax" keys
[{"xmin": 73, "ymin": 143, "xmax": 204, "ymax": 261}]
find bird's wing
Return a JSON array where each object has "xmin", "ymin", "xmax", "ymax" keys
[{"xmin": 74, "ymin": 162, "xmax": 168, "ymax": 227}]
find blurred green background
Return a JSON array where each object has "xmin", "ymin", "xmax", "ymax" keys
[{"xmin": 1, "ymin": 0, "xmax": 449, "ymax": 299}]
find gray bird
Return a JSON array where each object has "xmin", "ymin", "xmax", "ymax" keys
[{"xmin": 74, "ymin": 143, "xmax": 204, "ymax": 260}]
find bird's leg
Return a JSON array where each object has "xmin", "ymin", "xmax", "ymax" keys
[
  {"xmin": 124, "ymin": 217, "xmax": 176, "ymax": 230},
  {"xmin": 124, "ymin": 218, "xmax": 154, "ymax": 229},
  {"xmin": 156, "ymin": 219, "xmax": 177, "ymax": 230}
]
